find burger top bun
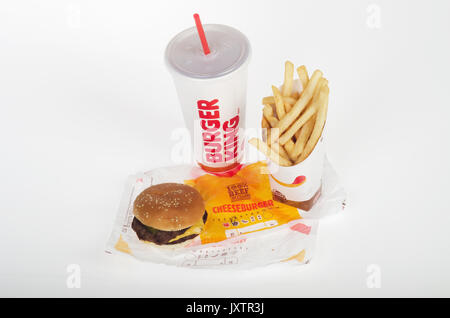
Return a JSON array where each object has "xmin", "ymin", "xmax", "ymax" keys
[{"xmin": 133, "ymin": 183, "xmax": 205, "ymax": 231}]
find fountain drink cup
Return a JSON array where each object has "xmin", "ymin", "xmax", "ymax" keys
[{"xmin": 165, "ymin": 23, "xmax": 251, "ymax": 173}]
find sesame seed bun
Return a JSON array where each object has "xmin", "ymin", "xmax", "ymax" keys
[{"xmin": 133, "ymin": 183, "xmax": 205, "ymax": 231}]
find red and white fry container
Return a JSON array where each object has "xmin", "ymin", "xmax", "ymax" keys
[{"xmin": 266, "ymin": 80, "xmax": 326, "ymax": 209}]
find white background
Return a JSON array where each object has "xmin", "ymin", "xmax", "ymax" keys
[{"xmin": 1, "ymin": 0, "xmax": 450, "ymax": 297}]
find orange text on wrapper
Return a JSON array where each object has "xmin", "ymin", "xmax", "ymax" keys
[
  {"xmin": 197, "ymin": 99, "xmax": 239, "ymax": 164},
  {"xmin": 212, "ymin": 200, "xmax": 274, "ymax": 213}
]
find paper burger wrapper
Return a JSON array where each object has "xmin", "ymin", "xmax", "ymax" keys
[{"xmin": 266, "ymin": 79, "xmax": 326, "ymax": 210}]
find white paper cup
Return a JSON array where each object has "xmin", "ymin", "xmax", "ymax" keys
[
  {"xmin": 265, "ymin": 80, "xmax": 325, "ymax": 209},
  {"xmin": 165, "ymin": 24, "xmax": 251, "ymax": 172}
]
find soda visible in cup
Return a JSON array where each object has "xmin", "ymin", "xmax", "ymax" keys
[{"xmin": 165, "ymin": 23, "xmax": 251, "ymax": 172}]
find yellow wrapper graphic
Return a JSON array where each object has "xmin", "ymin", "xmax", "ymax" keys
[{"xmin": 186, "ymin": 162, "xmax": 301, "ymax": 244}]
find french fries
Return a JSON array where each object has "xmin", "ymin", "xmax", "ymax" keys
[
  {"xmin": 291, "ymin": 115, "xmax": 315, "ymax": 158},
  {"xmin": 262, "ymin": 96, "xmax": 297, "ymax": 105},
  {"xmin": 262, "ymin": 116, "xmax": 270, "ymax": 129},
  {"xmin": 279, "ymin": 85, "xmax": 328, "ymax": 145},
  {"xmin": 297, "ymin": 65, "xmax": 309, "ymax": 90},
  {"xmin": 263, "ymin": 104, "xmax": 279, "ymax": 127},
  {"xmin": 249, "ymin": 138, "xmax": 292, "ymax": 167},
  {"xmin": 284, "ymin": 101, "xmax": 292, "ymax": 113},
  {"xmin": 272, "ymin": 142, "xmax": 291, "ymax": 161},
  {"xmin": 271, "ymin": 86, "xmax": 285, "ymax": 119},
  {"xmin": 272, "ymin": 69, "xmax": 323, "ymax": 140},
  {"xmin": 298, "ymin": 86, "xmax": 329, "ymax": 162},
  {"xmin": 250, "ymin": 62, "xmax": 330, "ymax": 166},
  {"xmin": 282, "ymin": 61, "xmax": 294, "ymax": 97}
]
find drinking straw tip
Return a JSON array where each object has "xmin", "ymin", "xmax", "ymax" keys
[{"xmin": 193, "ymin": 13, "xmax": 211, "ymax": 55}]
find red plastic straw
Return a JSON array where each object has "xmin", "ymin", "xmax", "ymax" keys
[{"xmin": 193, "ymin": 13, "xmax": 210, "ymax": 55}]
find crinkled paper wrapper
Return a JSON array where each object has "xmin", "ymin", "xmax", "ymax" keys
[{"xmin": 106, "ymin": 158, "xmax": 345, "ymax": 269}]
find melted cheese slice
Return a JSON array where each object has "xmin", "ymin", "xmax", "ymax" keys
[{"xmin": 168, "ymin": 218, "xmax": 204, "ymax": 243}]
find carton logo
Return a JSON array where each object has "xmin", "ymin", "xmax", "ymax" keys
[{"xmin": 270, "ymin": 175, "xmax": 306, "ymax": 188}]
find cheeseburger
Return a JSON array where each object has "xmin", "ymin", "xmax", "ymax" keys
[{"xmin": 132, "ymin": 183, "xmax": 207, "ymax": 246}]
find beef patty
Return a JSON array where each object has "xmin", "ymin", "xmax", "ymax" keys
[{"xmin": 132, "ymin": 212, "xmax": 207, "ymax": 245}]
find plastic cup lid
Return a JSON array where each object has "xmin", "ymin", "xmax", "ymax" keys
[{"xmin": 165, "ymin": 24, "xmax": 251, "ymax": 79}]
